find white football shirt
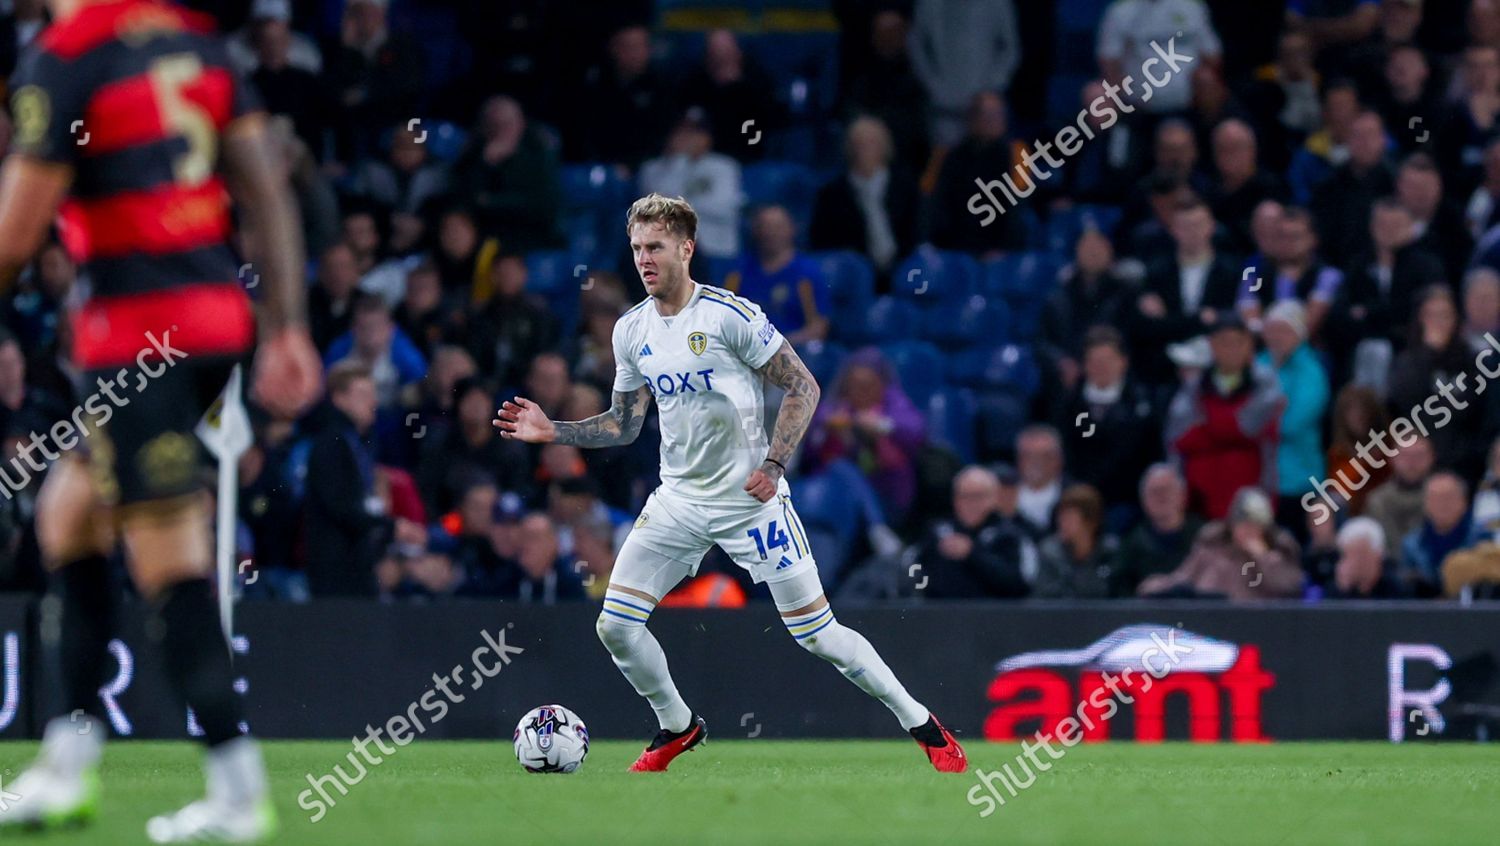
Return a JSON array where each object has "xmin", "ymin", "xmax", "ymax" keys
[{"xmin": 612, "ymin": 282, "xmax": 785, "ymax": 503}]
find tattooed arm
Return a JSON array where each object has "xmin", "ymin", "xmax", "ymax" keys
[
  {"xmin": 494, "ymin": 386, "xmax": 653, "ymax": 447},
  {"xmin": 743, "ymin": 340, "xmax": 822, "ymax": 501}
]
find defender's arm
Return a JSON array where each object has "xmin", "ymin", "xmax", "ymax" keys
[
  {"xmin": 497, "ymin": 386, "xmax": 653, "ymax": 447},
  {"xmin": 755, "ymin": 339, "xmax": 822, "ymax": 482}
]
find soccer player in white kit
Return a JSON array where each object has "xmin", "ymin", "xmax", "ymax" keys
[{"xmin": 495, "ymin": 194, "xmax": 966, "ymax": 773}]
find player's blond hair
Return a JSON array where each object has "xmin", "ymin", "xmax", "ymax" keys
[{"xmin": 626, "ymin": 193, "xmax": 698, "ymax": 241}]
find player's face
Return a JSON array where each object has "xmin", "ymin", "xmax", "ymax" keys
[{"xmin": 630, "ymin": 222, "xmax": 693, "ymax": 298}]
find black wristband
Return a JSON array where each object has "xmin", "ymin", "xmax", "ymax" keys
[{"xmin": 763, "ymin": 458, "xmax": 787, "ymax": 473}]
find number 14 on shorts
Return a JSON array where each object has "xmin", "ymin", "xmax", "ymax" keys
[{"xmin": 746, "ymin": 521, "xmax": 791, "ymax": 561}]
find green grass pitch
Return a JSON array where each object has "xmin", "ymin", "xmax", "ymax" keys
[{"xmin": 2, "ymin": 740, "xmax": 1496, "ymax": 844}]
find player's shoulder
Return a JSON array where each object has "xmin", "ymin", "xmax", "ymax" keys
[
  {"xmin": 38, "ymin": 1, "xmax": 216, "ymax": 61},
  {"xmin": 613, "ymin": 297, "xmax": 654, "ymax": 337},
  {"xmin": 696, "ymin": 284, "xmax": 762, "ymax": 326}
]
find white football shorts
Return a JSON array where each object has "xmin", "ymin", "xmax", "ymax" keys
[{"xmin": 610, "ymin": 478, "xmax": 818, "ymax": 600}]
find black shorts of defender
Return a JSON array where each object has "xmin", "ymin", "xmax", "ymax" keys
[{"xmin": 83, "ymin": 353, "xmax": 243, "ymax": 507}]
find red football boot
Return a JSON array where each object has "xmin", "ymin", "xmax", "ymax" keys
[
  {"xmin": 911, "ymin": 714, "xmax": 968, "ymax": 773},
  {"xmin": 628, "ymin": 715, "xmax": 707, "ymax": 772}
]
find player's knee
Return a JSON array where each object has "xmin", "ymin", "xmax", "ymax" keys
[{"xmin": 596, "ymin": 612, "xmax": 643, "ymax": 655}]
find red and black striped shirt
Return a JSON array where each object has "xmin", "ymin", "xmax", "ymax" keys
[{"xmin": 9, "ymin": 0, "xmax": 261, "ymax": 368}]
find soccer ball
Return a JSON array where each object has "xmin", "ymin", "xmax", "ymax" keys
[{"xmin": 513, "ymin": 704, "xmax": 590, "ymax": 773}]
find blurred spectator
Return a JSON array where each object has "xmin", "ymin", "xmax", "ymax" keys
[
  {"xmin": 1475, "ymin": 438, "xmax": 1500, "ymax": 533},
  {"xmin": 341, "ymin": 208, "xmax": 382, "ymax": 276},
  {"xmin": 0, "ymin": 330, "xmax": 64, "ymax": 447},
  {"xmin": 413, "ymin": 346, "xmax": 478, "ymax": 425},
  {"xmin": 678, "ymin": 29, "xmax": 784, "ymax": 163},
  {"xmin": 3, "ymin": 241, "xmax": 72, "ymax": 356},
  {"xmin": 1133, "ymin": 198, "xmax": 1244, "ymax": 384},
  {"xmin": 1372, "ymin": 44, "xmax": 1436, "ymax": 158},
  {"xmin": 395, "ymin": 260, "xmax": 459, "ymax": 360},
  {"xmin": 514, "ymin": 513, "xmax": 587, "ymax": 603},
  {"xmin": 1436, "ymin": 44, "xmax": 1500, "ymax": 194},
  {"xmin": 810, "ymin": 117, "xmax": 920, "ymax": 275},
  {"xmin": 1138, "ymin": 486, "xmax": 1303, "ymax": 599},
  {"xmin": 1387, "ymin": 286, "xmax": 1486, "ymax": 476},
  {"xmin": 452, "ymin": 97, "xmax": 563, "ymax": 250},
  {"xmin": 1015, "ymin": 425, "xmax": 1065, "ymax": 534},
  {"xmin": 1285, "ymin": 0, "xmax": 1380, "ymax": 53},
  {"xmin": 1238, "ymin": 207, "xmax": 1342, "ymax": 339},
  {"xmin": 385, "ymin": 551, "xmax": 459, "ymax": 601},
  {"xmin": 638, "ymin": 110, "xmax": 742, "ymax": 262},
  {"xmin": 843, "ymin": 9, "xmax": 931, "ymax": 176},
  {"xmin": 434, "ymin": 208, "xmax": 500, "ymax": 301},
  {"xmin": 1188, "ymin": 65, "xmax": 1253, "ymax": 156},
  {"xmin": 910, "ymin": 0, "xmax": 1020, "ymax": 148},
  {"xmin": 1365, "ymin": 435, "xmax": 1435, "ymax": 557},
  {"xmin": 322, "ymin": 0, "xmax": 424, "ymax": 163},
  {"xmin": 324, "ymin": 295, "xmax": 428, "ymax": 409},
  {"xmin": 1310, "ymin": 110, "xmax": 1391, "ymax": 261},
  {"xmin": 572, "ymin": 294, "xmax": 626, "ymax": 394},
  {"xmin": 1097, "ymin": 0, "xmax": 1222, "ymax": 116},
  {"xmin": 524, "ymin": 353, "xmax": 574, "ymax": 420},
  {"xmin": 807, "ymin": 348, "xmax": 925, "ymax": 523},
  {"xmin": 1324, "ymin": 385, "xmax": 1393, "ymax": 515},
  {"xmin": 910, "ymin": 466, "xmax": 1032, "ymax": 599},
  {"xmin": 1243, "ymin": 31, "xmax": 1322, "ymax": 174},
  {"xmin": 309, "ymin": 243, "xmax": 360, "ymax": 351},
  {"xmin": 452, "ymin": 482, "xmax": 522, "ymax": 598},
  {"xmin": 228, "ymin": 0, "xmax": 322, "ymax": 76},
  {"xmin": 345, "ymin": 123, "xmax": 449, "ymax": 229},
  {"xmin": 1034, "ymin": 484, "xmax": 1121, "ymax": 599},
  {"xmin": 1053, "ymin": 80, "xmax": 1147, "ymax": 207},
  {"xmin": 245, "ymin": 1, "xmax": 325, "ymax": 154},
  {"xmin": 1343, "ymin": 0, "xmax": 1426, "ymax": 95},
  {"xmin": 1465, "ymin": 138, "xmax": 1500, "ymax": 239},
  {"xmin": 462, "ymin": 254, "xmax": 561, "ymax": 389},
  {"xmin": 1400, "ymin": 471, "xmax": 1483, "ymax": 596},
  {"xmin": 1286, "ymin": 78, "xmax": 1362, "ymax": 205},
  {"xmin": 569, "ymin": 25, "xmax": 676, "ymax": 169},
  {"xmin": 1205, "ymin": 119, "xmax": 1287, "ymax": 254},
  {"xmin": 928, "ymin": 92, "xmax": 1028, "ymax": 255},
  {"xmin": 1462, "ymin": 267, "xmax": 1500, "ymax": 352},
  {"xmin": 1040, "ymin": 229, "xmax": 1134, "ymax": 391},
  {"xmin": 1324, "ymin": 516, "xmax": 1405, "ymax": 598},
  {"xmin": 305, "ymin": 363, "xmax": 423, "ymax": 597},
  {"xmin": 416, "ymin": 377, "xmax": 531, "ymax": 517},
  {"xmin": 1057, "ymin": 327, "xmax": 1160, "ymax": 521},
  {"xmin": 1120, "ymin": 121, "xmax": 1209, "ymax": 256},
  {"xmin": 1257, "ymin": 301, "xmax": 1329, "ymax": 540},
  {"xmin": 238, "ymin": 418, "xmax": 305, "ymax": 601},
  {"xmin": 1327, "ymin": 198, "xmax": 1444, "ymax": 363},
  {"xmin": 1114, "ymin": 464, "xmax": 1205, "ymax": 595},
  {"xmin": 1396, "ymin": 153, "xmax": 1472, "ymax": 282},
  {"xmin": 1166, "ymin": 314, "xmax": 1282, "ymax": 519},
  {"xmin": 726, "ymin": 206, "xmax": 829, "ymax": 345}
]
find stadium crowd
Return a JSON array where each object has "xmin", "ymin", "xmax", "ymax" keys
[{"xmin": 3, "ymin": 0, "xmax": 1500, "ymax": 605}]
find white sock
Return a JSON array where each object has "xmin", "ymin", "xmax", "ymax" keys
[
  {"xmin": 598, "ymin": 592, "xmax": 692, "ymax": 733},
  {"xmin": 206, "ymin": 736, "xmax": 268, "ymax": 807},
  {"xmin": 783, "ymin": 606, "xmax": 929, "ymax": 730},
  {"xmin": 39, "ymin": 715, "xmax": 104, "ymax": 778}
]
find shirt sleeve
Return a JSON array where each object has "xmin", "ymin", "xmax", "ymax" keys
[
  {"xmin": 717, "ymin": 290, "xmax": 785, "ymax": 370},
  {"xmin": 9, "ymin": 48, "xmax": 90, "ymax": 167},
  {"xmin": 611, "ymin": 313, "xmax": 646, "ymax": 393}
]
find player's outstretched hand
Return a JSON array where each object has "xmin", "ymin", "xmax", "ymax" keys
[
  {"xmin": 743, "ymin": 463, "xmax": 780, "ymax": 503},
  {"xmin": 252, "ymin": 327, "xmax": 322, "ymax": 419},
  {"xmin": 494, "ymin": 397, "xmax": 556, "ymax": 443}
]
